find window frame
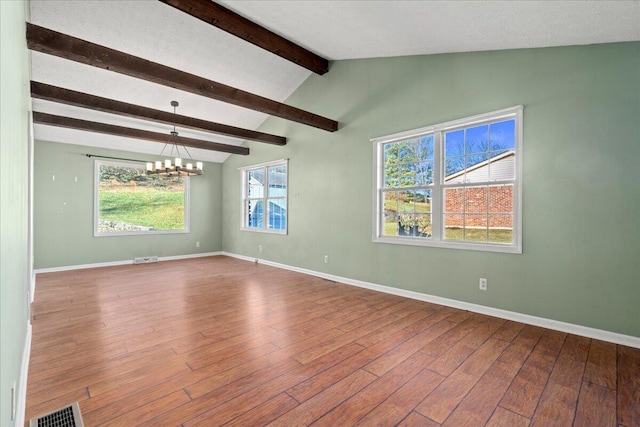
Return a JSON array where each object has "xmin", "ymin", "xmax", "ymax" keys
[
  {"xmin": 372, "ymin": 106, "xmax": 523, "ymax": 253},
  {"xmin": 94, "ymin": 159, "xmax": 190, "ymax": 237},
  {"xmin": 240, "ymin": 159, "xmax": 289, "ymax": 235}
]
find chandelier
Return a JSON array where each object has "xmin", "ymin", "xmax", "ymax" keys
[{"xmin": 146, "ymin": 101, "xmax": 203, "ymax": 177}]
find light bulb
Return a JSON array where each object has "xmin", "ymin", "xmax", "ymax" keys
[
  {"xmin": 146, "ymin": 162, "xmax": 153, "ymax": 171},
  {"xmin": 186, "ymin": 163, "xmax": 193, "ymax": 170},
  {"xmin": 196, "ymin": 162, "xmax": 203, "ymax": 170},
  {"xmin": 155, "ymin": 161, "xmax": 162, "ymax": 170},
  {"xmin": 175, "ymin": 158, "xmax": 182, "ymax": 167},
  {"xmin": 165, "ymin": 159, "xmax": 171, "ymax": 169}
]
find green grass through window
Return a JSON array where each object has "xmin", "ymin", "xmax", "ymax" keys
[{"xmin": 99, "ymin": 184, "xmax": 185, "ymax": 230}]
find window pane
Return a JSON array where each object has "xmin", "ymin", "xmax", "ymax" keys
[
  {"xmin": 489, "ymin": 214, "xmax": 513, "ymax": 244},
  {"xmin": 267, "ymin": 198, "xmax": 286, "ymax": 230},
  {"xmin": 249, "ymin": 184, "xmax": 264, "ymax": 198},
  {"xmin": 444, "ymin": 187, "xmax": 464, "ymax": 213},
  {"xmin": 268, "ymin": 165, "xmax": 287, "ymax": 197},
  {"xmin": 466, "ymin": 153, "xmax": 489, "ymax": 168},
  {"xmin": 247, "ymin": 200, "xmax": 263, "ymax": 228},
  {"xmin": 384, "ymin": 166, "xmax": 399, "ymax": 188},
  {"xmin": 465, "ymin": 125, "xmax": 489, "ymax": 154},
  {"xmin": 443, "ymin": 214, "xmax": 463, "ymax": 241},
  {"xmin": 490, "ymin": 229, "xmax": 513, "ymax": 244},
  {"xmin": 488, "ymin": 152, "xmax": 515, "ymax": 182},
  {"xmin": 385, "ymin": 140, "xmax": 417, "ymax": 164},
  {"xmin": 445, "ymin": 129, "xmax": 464, "ymax": 157},
  {"xmin": 248, "ymin": 169, "xmax": 264, "ymax": 198},
  {"xmin": 397, "ymin": 140, "xmax": 417, "ymax": 163},
  {"xmin": 398, "ymin": 190, "xmax": 414, "ymax": 213},
  {"xmin": 416, "ymin": 161, "xmax": 433, "ymax": 185},
  {"xmin": 384, "ymin": 143, "xmax": 398, "ymax": 166},
  {"xmin": 463, "ymin": 214, "xmax": 488, "ymax": 242},
  {"xmin": 397, "ymin": 163, "xmax": 416, "ymax": 187},
  {"xmin": 464, "ymin": 154, "xmax": 490, "ymax": 182},
  {"xmin": 464, "ymin": 186, "xmax": 487, "ymax": 213},
  {"xmin": 415, "ymin": 214, "xmax": 432, "ymax": 237},
  {"xmin": 98, "ymin": 164, "xmax": 186, "ymax": 233},
  {"xmin": 383, "ymin": 191, "xmax": 399, "ymax": 236},
  {"xmin": 416, "ymin": 135, "xmax": 434, "ymax": 161},
  {"xmin": 398, "ymin": 213, "xmax": 415, "ymax": 236},
  {"xmin": 414, "ymin": 189, "xmax": 432, "ymax": 213},
  {"xmin": 489, "ymin": 119, "xmax": 515, "ymax": 152},
  {"xmin": 489, "ymin": 184, "xmax": 513, "ymax": 213},
  {"xmin": 444, "ymin": 157, "xmax": 465, "ymax": 182}
]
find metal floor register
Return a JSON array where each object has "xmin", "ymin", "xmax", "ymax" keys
[{"xmin": 29, "ymin": 402, "xmax": 84, "ymax": 427}]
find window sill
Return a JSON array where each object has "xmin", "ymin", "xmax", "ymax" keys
[
  {"xmin": 241, "ymin": 227, "xmax": 287, "ymax": 235},
  {"xmin": 373, "ymin": 236, "xmax": 521, "ymax": 254},
  {"xmin": 94, "ymin": 229, "xmax": 190, "ymax": 237}
]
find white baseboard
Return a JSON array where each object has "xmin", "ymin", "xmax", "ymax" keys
[
  {"xmin": 16, "ymin": 323, "xmax": 31, "ymax": 427},
  {"xmin": 158, "ymin": 252, "xmax": 223, "ymax": 262},
  {"xmin": 222, "ymin": 252, "xmax": 640, "ymax": 348},
  {"xmin": 34, "ymin": 252, "xmax": 223, "ymax": 274}
]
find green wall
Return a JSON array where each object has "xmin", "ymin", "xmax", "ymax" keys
[
  {"xmin": 0, "ymin": 1, "xmax": 31, "ymax": 425},
  {"xmin": 34, "ymin": 141, "xmax": 223, "ymax": 268},
  {"xmin": 222, "ymin": 42, "xmax": 640, "ymax": 337}
]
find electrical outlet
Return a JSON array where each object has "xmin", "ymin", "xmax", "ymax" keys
[
  {"xmin": 196, "ymin": 241, "xmax": 200, "ymax": 248},
  {"xmin": 259, "ymin": 244, "xmax": 263, "ymax": 252},
  {"xmin": 479, "ymin": 278, "xmax": 488, "ymax": 291},
  {"xmin": 324, "ymin": 255, "xmax": 329, "ymax": 264}
]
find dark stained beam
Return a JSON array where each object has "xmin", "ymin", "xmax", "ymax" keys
[
  {"xmin": 27, "ymin": 23, "xmax": 338, "ymax": 132},
  {"xmin": 30, "ymin": 81, "xmax": 286, "ymax": 146},
  {"xmin": 159, "ymin": 0, "xmax": 329, "ymax": 75},
  {"xmin": 32, "ymin": 111, "xmax": 249, "ymax": 156}
]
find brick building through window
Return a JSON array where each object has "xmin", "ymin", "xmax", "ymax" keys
[{"xmin": 444, "ymin": 151, "xmax": 514, "ymax": 229}]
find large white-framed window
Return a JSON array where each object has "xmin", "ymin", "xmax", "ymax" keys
[
  {"xmin": 240, "ymin": 159, "xmax": 288, "ymax": 234},
  {"xmin": 94, "ymin": 160, "xmax": 190, "ymax": 236},
  {"xmin": 372, "ymin": 106, "xmax": 522, "ymax": 253}
]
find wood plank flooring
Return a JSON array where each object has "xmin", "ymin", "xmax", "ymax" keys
[{"xmin": 26, "ymin": 256, "xmax": 640, "ymax": 426}]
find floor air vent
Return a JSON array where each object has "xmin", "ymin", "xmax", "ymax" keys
[
  {"xmin": 29, "ymin": 402, "xmax": 84, "ymax": 427},
  {"xmin": 134, "ymin": 256, "xmax": 158, "ymax": 264}
]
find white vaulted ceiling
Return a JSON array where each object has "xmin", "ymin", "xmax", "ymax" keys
[{"xmin": 29, "ymin": 0, "xmax": 640, "ymax": 163}]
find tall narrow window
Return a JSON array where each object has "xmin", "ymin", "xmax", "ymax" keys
[
  {"xmin": 241, "ymin": 160, "xmax": 288, "ymax": 234},
  {"xmin": 95, "ymin": 160, "xmax": 189, "ymax": 236},
  {"xmin": 381, "ymin": 135, "xmax": 434, "ymax": 239},
  {"xmin": 373, "ymin": 106, "xmax": 522, "ymax": 253}
]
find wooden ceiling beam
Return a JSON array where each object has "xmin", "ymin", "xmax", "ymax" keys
[
  {"xmin": 32, "ymin": 112, "xmax": 250, "ymax": 156},
  {"xmin": 30, "ymin": 81, "xmax": 286, "ymax": 146},
  {"xmin": 26, "ymin": 23, "xmax": 338, "ymax": 132},
  {"xmin": 159, "ymin": 0, "xmax": 329, "ymax": 75}
]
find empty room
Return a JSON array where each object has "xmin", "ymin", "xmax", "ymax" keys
[{"xmin": 1, "ymin": 0, "xmax": 639, "ymax": 426}]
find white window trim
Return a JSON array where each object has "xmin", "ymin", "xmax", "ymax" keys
[
  {"xmin": 372, "ymin": 106, "xmax": 523, "ymax": 254},
  {"xmin": 240, "ymin": 159, "xmax": 289, "ymax": 235},
  {"xmin": 94, "ymin": 159, "xmax": 190, "ymax": 237}
]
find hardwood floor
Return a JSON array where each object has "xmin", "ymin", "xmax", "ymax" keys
[{"xmin": 26, "ymin": 256, "xmax": 639, "ymax": 426}]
